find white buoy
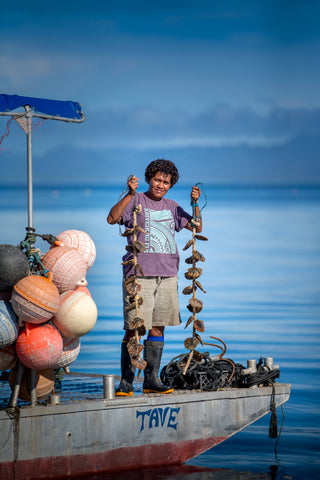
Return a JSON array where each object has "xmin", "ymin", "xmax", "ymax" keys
[{"xmin": 52, "ymin": 290, "xmax": 97, "ymax": 338}]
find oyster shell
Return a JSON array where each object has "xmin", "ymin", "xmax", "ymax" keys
[
  {"xmin": 193, "ymin": 251, "xmax": 205, "ymax": 262},
  {"xmin": 129, "ymin": 294, "xmax": 143, "ymax": 306},
  {"xmin": 128, "ymin": 317, "xmax": 145, "ymax": 329},
  {"xmin": 135, "ymin": 225, "xmax": 147, "ymax": 234},
  {"xmin": 133, "ymin": 240, "xmax": 146, "ymax": 252},
  {"xmin": 137, "ymin": 325, "xmax": 146, "ymax": 336},
  {"xmin": 131, "ymin": 356, "xmax": 147, "ymax": 370},
  {"xmin": 183, "ymin": 239, "xmax": 194, "ymax": 251},
  {"xmin": 121, "ymin": 228, "xmax": 135, "ymax": 237},
  {"xmin": 194, "ymin": 319, "xmax": 205, "ymax": 333},
  {"xmin": 184, "ymin": 267, "xmax": 202, "ymax": 280},
  {"xmin": 184, "ymin": 337, "xmax": 199, "ymax": 350},
  {"xmin": 185, "ymin": 256, "xmax": 194, "ymax": 264},
  {"xmin": 184, "ymin": 315, "xmax": 195, "ymax": 329},
  {"xmin": 122, "ymin": 259, "xmax": 135, "ymax": 266},
  {"xmin": 127, "ymin": 338, "xmax": 143, "ymax": 356},
  {"xmin": 134, "ymin": 204, "xmax": 142, "ymax": 214},
  {"xmin": 126, "ymin": 281, "xmax": 142, "ymax": 295},
  {"xmin": 182, "ymin": 285, "xmax": 194, "ymax": 295},
  {"xmin": 195, "ymin": 280, "xmax": 206, "ymax": 293},
  {"xmin": 193, "ymin": 350, "xmax": 203, "ymax": 363},
  {"xmin": 195, "ymin": 234, "xmax": 208, "ymax": 241}
]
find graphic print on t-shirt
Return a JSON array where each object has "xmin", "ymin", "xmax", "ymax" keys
[{"xmin": 144, "ymin": 208, "xmax": 176, "ymax": 254}]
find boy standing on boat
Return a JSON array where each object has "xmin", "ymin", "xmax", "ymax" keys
[{"xmin": 107, "ymin": 159, "xmax": 202, "ymax": 396}]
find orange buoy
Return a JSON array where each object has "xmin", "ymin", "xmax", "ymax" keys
[
  {"xmin": 54, "ymin": 230, "xmax": 96, "ymax": 270},
  {"xmin": 11, "ymin": 273, "xmax": 60, "ymax": 325},
  {"xmin": 53, "ymin": 290, "xmax": 97, "ymax": 338},
  {"xmin": 42, "ymin": 246, "xmax": 87, "ymax": 293},
  {"xmin": 9, "ymin": 367, "xmax": 55, "ymax": 401},
  {"xmin": 52, "ymin": 336, "xmax": 81, "ymax": 369},
  {"xmin": 0, "ymin": 300, "xmax": 19, "ymax": 347},
  {"xmin": 16, "ymin": 323, "xmax": 63, "ymax": 370},
  {"xmin": 0, "ymin": 344, "xmax": 17, "ymax": 370}
]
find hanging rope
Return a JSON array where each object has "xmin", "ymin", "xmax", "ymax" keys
[
  {"xmin": 117, "ymin": 174, "xmax": 135, "ymax": 235},
  {"xmin": 18, "ymin": 229, "xmax": 59, "ymax": 276},
  {"xmin": 194, "ymin": 182, "xmax": 208, "ymax": 215}
]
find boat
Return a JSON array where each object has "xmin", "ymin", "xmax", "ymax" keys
[
  {"xmin": 0, "ymin": 370, "xmax": 290, "ymax": 479},
  {"xmin": 0, "ymin": 94, "xmax": 291, "ymax": 479}
]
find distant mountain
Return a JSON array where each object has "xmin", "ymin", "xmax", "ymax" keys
[{"xmin": 1, "ymin": 133, "xmax": 320, "ymax": 187}]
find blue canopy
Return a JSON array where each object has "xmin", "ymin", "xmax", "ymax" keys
[{"xmin": 0, "ymin": 94, "xmax": 83, "ymax": 119}]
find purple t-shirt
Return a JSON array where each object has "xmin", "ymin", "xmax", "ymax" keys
[{"xmin": 122, "ymin": 192, "xmax": 192, "ymax": 277}]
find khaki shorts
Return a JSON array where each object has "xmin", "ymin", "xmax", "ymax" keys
[{"xmin": 123, "ymin": 276, "xmax": 181, "ymax": 331}]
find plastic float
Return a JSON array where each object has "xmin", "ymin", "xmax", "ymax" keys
[
  {"xmin": 52, "ymin": 336, "xmax": 81, "ymax": 369},
  {"xmin": 0, "ymin": 244, "xmax": 30, "ymax": 291},
  {"xmin": 54, "ymin": 229, "xmax": 96, "ymax": 270},
  {"xmin": 52, "ymin": 290, "xmax": 97, "ymax": 338},
  {"xmin": 16, "ymin": 323, "xmax": 63, "ymax": 370},
  {"xmin": 0, "ymin": 301, "xmax": 19, "ymax": 347},
  {"xmin": 11, "ymin": 273, "xmax": 60, "ymax": 324},
  {"xmin": 42, "ymin": 246, "xmax": 87, "ymax": 293}
]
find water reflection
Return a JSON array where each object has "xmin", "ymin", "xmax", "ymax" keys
[{"xmin": 55, "ymin": 463, "xmax": 285, "ymax": 480}]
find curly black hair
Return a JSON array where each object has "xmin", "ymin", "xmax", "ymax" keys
[{"xmin": 145, "ymin": 159, "xmax": 179, "ymax": 187}]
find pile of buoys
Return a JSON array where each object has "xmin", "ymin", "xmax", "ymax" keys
[{"xmin": 0, "ymin": 229, "xmax": 97, "ymax": 403}]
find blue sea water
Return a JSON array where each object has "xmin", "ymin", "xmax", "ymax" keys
[{"xmin": 0, "ymin": 184, "xmax": 319, "ymax": 480}]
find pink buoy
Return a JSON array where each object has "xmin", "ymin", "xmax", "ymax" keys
[
  {"xmin": 0, "ymin": 300, "xmax": 19, "ymax": 347},
  {"xmin": 16, "ymin": 323, "xmax": 63, "ymax": 370},
  {"xmin": 11, "ymin": 273, "xmax": 60, "ymax": 325},
  {"xmin": 52, "ymin": 336, "xmax": 81, "ymax": 369},
  {"xmin": 74, "ymin": 285, "xmax": 92, "ymax": 297},
  {"xmin": 53, "ymin": 290, "xmax": 97, "ymax": 338},
  {"xmin": 54, "ymin": 230, "xmax": 96, "ymax": 270},
  {"xmin": 0, "ymin": 345, "xmax": 17, "ymax": 371},
  {"xmin": 42, "ymin": 246, "xmax": 87, "ymax": 293}
]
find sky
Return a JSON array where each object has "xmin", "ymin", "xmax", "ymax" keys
[{"xmin": 1, "ymin": 0, "xmax": 320, "ymax": 186}]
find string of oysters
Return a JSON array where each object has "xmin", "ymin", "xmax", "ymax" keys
[
  {"xmin": 182, "ymin": 215, "xmax": 208, "ymax": 375},
  {"xmin": 121, "ymin": 202, "xmax": 147, "ymax": 370}
]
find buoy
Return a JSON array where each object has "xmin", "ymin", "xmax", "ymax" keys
[
  {"xmin": 9, "ymin": 367, "xmax": 55, "ymax": 401},
  {"xmin": 41, "ymin": 246, "xmax": 87, "ymax": 293},
  {"xmin": 16, "ymin": 323, "xmax": 63, "ymax": 370},
  {"xmin": 53, "ymin": 290, "xmax": 97, "ymax": 338},
  {"xmin": 54, "ymin": 230, "xmax": 96, "ymax": 270},
  {"xmin": 11, "ymin": 273, "xmax": 60, "ymax": 324},
  {"xmin": 0, "ymin": 300, "xmax": 19, "ymax": 347},
  {"xmin": 74, "ymin": 285, "xmax": 92, "ymax": 297},
  {"xmin": 0, "ymin": 345, "xmax": 17, "ymax": 370},
  {"xmin": 0, "ymin": 244, "xmax": 30, "ymax": 291},
  {"xmin": 52, "ymin": 336, "xmax": 81, "ymax": 369}
]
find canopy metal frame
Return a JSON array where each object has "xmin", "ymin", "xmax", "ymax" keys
[{"xmin": 0, "ymin": 103, "xmax": 85, "ymax": 236}]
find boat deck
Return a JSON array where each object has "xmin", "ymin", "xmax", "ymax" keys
[{"xmin": 0, "ymin": 371, "xmax": 125, "ymax": 408}]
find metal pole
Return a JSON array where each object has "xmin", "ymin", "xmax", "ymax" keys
[
  {"xmin": 8, "ymin": 361, "xmax": 25, "ymax": 407},
  {"xmin": 103, "ymin": 375, "xmax": 115, "ymax": 399},
  {"xmin": 25, "ymin": 105, "xmax": 33, "ymax": 230}
]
